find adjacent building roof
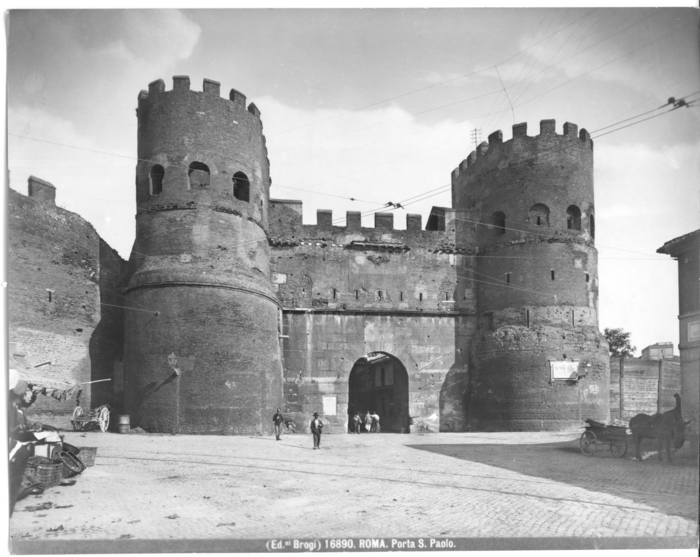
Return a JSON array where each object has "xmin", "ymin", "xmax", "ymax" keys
[{"xmin": 657, "ymin": 229, "xmax": 700, "ymax": 256}]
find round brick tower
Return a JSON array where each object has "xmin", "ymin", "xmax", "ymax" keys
[
  {"xmin": 454, "ymin": 119, "xmax": 609, "ymax": 431},
  {"xmin": 123, "ymin": 76, "xmax": 283, "ymax": 434}
]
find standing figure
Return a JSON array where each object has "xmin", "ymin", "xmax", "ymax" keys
[
  {"xmin": 310, "ymin": 412, "xmax": 324, "ymax": 449},
  {"xmin": 8, "ymin": 370, "xmax": 40, "ymax": 515},
  {"xmin": 371, "ymin": 411, "xmax": 380, "ymax": 433},
  {"xmin": 272, "ymin": 408, "xmax": 284, "ymax": 441},
  {"xmin": 364, "ymin": 411, "xmax": 372, "ymax": 433},
  {"xmin": 352, "ymin": 413, "xmax": 361, "ymax": 434}
]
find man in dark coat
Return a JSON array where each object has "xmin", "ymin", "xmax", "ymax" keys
[
  {"xmin": 8, "ymin": 371, "xmax": 40, "ymax": 515},
  {"xmin": 310, "ymin": 412, "xmax": 323, "ymax": 450},
  {"xmin": 272, "ymin": 408, "xmax": 284, "ymax": 441}
]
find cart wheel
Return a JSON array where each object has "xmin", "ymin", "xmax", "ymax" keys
[
  {"xmin": 71, "ymin": 407, "xmax": 84, "ymax": 431},
  {"xmin": 580, "ymin": 431, "xmax": 597, "ymax": 456},
  {"xmin": 98, "ymin": 407, "xmax": 110, "ymax": 433},
  {"xmin": 610, "ymin": 439, "xmax": 628, "ymax": 458}
]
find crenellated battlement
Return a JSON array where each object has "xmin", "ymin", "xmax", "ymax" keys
[
  {"xmin": 269, "ymin": 200, "xmax": 459, "ymax": 234},
  {"xmin": 137, "ymin": 76, "xmax": 261, "ymax": 120},
  {"xmin": 451, "ymin": 119, "xmax": 593, "ymax": 181}
]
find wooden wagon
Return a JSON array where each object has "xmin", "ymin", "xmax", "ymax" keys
[
  {"xmin": 580, "ymin": 418, "xmax": 628, "ymax": 458},
  {"xmin": 71, "ymin": 405, "xmax": 110, "ymax": 433}
]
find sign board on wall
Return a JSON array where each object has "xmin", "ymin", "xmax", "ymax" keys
[
  {"xmin": 688, "ymin": 321, "xmax": 700, "ymax": 342},
  {"xmin": 322, "ymin": 396, "xmax": 337, "ymax": 416},
  {"xmin": 549, "ymin": 360, "xmax": 579, "ymax": 381}
]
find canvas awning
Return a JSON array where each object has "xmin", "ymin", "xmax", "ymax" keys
[
  {"xmin": 9, "ymin": 345, "xmax": 111, "ymax": 403},
  {"xmin": 10, "ymin": 352, "xmax": 86, "ymax": 403}
]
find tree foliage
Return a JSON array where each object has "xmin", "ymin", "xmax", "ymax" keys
[{"xmin": 604, "ymin": 327, "xmax": 636, "ymax": 358}]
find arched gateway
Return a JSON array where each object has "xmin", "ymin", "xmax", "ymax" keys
[{"xmin": 348, "ymin": 352, "xmax": 409, "ymax": 433}]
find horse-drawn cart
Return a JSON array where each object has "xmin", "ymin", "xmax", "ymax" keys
[
  {"xmin": 71, "ymin": 405, "xmax": 110, "ymax": 433},
  {"xmin": 580, "ymin": 418, "xmax": 628, "ymax": 458}
]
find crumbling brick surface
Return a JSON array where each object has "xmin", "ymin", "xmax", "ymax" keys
[
  {"xmin": 123, "ymin": 79, "xmax": 283, "ymax": 434},
  {"xmin": 449, "ymin": 122, "xmax": 609, "ymax": 430},
  {"xmin": 7, "ymin": 188, "xmax": 127, "ymax": 415}
]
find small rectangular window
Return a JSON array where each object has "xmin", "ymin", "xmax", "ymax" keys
[
  {"xmin": 571, "ymin": 310, "xmax": 575, "ymax": 327},
  {"xmin": 505, "ymin": 272, "xmax": 511, "ymax": 284},
  {"xmin": 332, "ymin": 288, "xmax": 337, "ymax": 300},
  {"xmin": 377, "ymin": 290, "xmax": 383, "ymax": 301},
  {"xmin": 400, "ymin": 292, "xmax": 404, "ymax": 301},
  {"xmin": 585, "ymin": 273, "xmax": 590, "ymax": 283},
  {"xmin": 550, "ymin": 270, "xmax": 555, "ymax": 281},
  {"xmin": 526, "ymin": 309, "xmax": 530, "ymax": 328},
  {"xmin": 419, "ymin": 293, "xmax": 423, "ymax": 302},
  {"xmin": 355, "ymin": 290, "xmax": 359, "ymax": 300}
]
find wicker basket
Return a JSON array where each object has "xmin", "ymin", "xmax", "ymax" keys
[
  {"xmin": 58, "ymin": 451, "xmax": 85, "ymax": 478},
  {"xmin": 26, "ymin": 456, "xmax": 63, "ymax": 489},
  {"xmin": 76, "ymin": 447, "xmax": 97, "ymax": 467}
]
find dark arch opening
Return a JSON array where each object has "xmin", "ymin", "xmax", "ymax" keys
[
  {"xmin": 529, "ymin": 203, "xmax": 550, "ymax": 226},
  {"xmin": 188, "ymin": 162, "xmax": 210, "ymax": 189},
  {"xmin": 150, "ymin": 164, "xmax": 165, "ymax": 195},
  {"xmin": 348, "ymin": 352, "xmax": 409, "ymax": 434},
  {"xmin": 233, "ymin": 172, "xmax": 250, "ymax": 202},
  {"xmin": 490, "ymin": 211, "xmax": 506, "ymax": 236},
  {"xmin": 566, "ymin": 205, "xmax": 581, "ymax": 231}
]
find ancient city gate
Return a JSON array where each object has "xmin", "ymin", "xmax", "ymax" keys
[{"xmin": 348, "ymin": 352, "xmax": 409, "ymax": 433}]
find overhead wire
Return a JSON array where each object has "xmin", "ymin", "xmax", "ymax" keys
[
  {"xmin": 10, "ymin": 16, "xmax": 691, "ymax": 218},
  {"xmin": 268, "ymin": 9, "xmax": 599, "ymax": 138},
  {"xmin": 10, "ymin": 89, "xmax": 695, "ymax": 263}
]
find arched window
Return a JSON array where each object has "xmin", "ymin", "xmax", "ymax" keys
[
  {"xmin": 188, "ymin": 162, "xmax": 210, "ymax": 189},
  {"xmin": 589, "ymin": 213, "xmax": 595, "ymax": 239},
  {"xmin": 490, "ymin": 211, "xmax": 506, "ymax": 236},
  {"xmin": 233, "ymin": 172, "xmax": 250, "ymax": 202},
  {"xmin": 529, "ymin": 203, "xmax": 550, "ymax": 226},
  {"xmin": 566, "ymin": 205, "xmax": 581, "ymax": 231},
  {"xmin": 150, "ymin": 164, "xmax": 164, "ymax": 195}
]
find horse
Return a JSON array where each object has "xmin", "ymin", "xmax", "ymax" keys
[{"xmin": 629, "ymin": 393, "xmax": 691, "ymax": 462}]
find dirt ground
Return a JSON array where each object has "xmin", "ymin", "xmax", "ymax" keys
[{"xmin": 8, "ymin": 423, "xmax": 699, "ymax": 554}]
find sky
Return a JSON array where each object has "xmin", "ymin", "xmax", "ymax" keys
[{"xmin": 5, "ymin": 7, "xmax": 700, "ymax": 356}]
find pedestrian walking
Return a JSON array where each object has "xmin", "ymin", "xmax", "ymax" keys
[
  {"xmin": 370, "ymin": 411, "xmax": 380, "ymax": 433},
  {"xmin": 272, "ymin": 408, "xmax": 284, "ymax": 440},
  {"xmin": 364, "ymin": 411, "xmax": 372, "ymax": 433},
  {"xmin": 310, "ymin": 412, "xmax": 324, "ymax": 449}
]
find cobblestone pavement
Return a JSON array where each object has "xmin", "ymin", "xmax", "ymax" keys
[{"xmin": 9, "ymin": 428, "xmax": 698, "ymax": 549}]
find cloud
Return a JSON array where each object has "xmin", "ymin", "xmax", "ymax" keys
[
  {"xmin": 258, "ymin": 97, "xmax": 469, "ymax": 225},
  {"xmin": 101, "ymin": 11, "xmax": 201, "ymax": 67},
  {"xmin": 596, "ymin": 140, "xmax": 700, "ymax": 226},
  {"xmin": 8, "ymin": 105, "xmax": 136, "ymax": 258}
]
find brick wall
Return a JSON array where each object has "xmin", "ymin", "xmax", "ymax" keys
[
  {"xmin": 269, "ymin": 200, "xmax": 476, "ymax": 433},
  {"xmin": 7, "ymin": 185, "xmax": 126, "ymax": 417},
  {"xmin": 280, "ymin": 311, "xmax": 474, "ymax": 434},
  {"xmin": 123, "ymin": 78, "xmax": 283, "ymax": 435},
  {"xmin": 609, "ymin": 357, "xmax": 682, "ymax": 420}
]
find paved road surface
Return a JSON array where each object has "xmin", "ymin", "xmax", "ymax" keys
[{"xmin": 9, "ymin": 428, "xmax": 698, "ymax": 552}]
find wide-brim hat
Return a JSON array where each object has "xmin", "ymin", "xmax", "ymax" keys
[{"xmin": 313, "ymin": 412, "xmax": 319, "ymax": 417}]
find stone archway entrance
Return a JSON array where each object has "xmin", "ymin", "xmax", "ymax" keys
[{"xmin": 348, "ymin": 352, "xmax": 409, "ymax": 433}]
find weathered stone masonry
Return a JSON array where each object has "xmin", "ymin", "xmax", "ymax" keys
[
  {"xmin": 268, "ymin": 203, "xmax": 476, "ymax": 433},
  {"xmin": 122, "ymin": 77, "xmax": 283, "ymax": 434},
  {"xmin": 9, "ymin": 76, "xmax": 612, "ymax": 433},
  {"xmin": 454, "ymin": 122, "xmax": 610, "ymax": 430},
  {"xmin": 7, "ymin": 178, "xmax": 127, "ymax": 415}
]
